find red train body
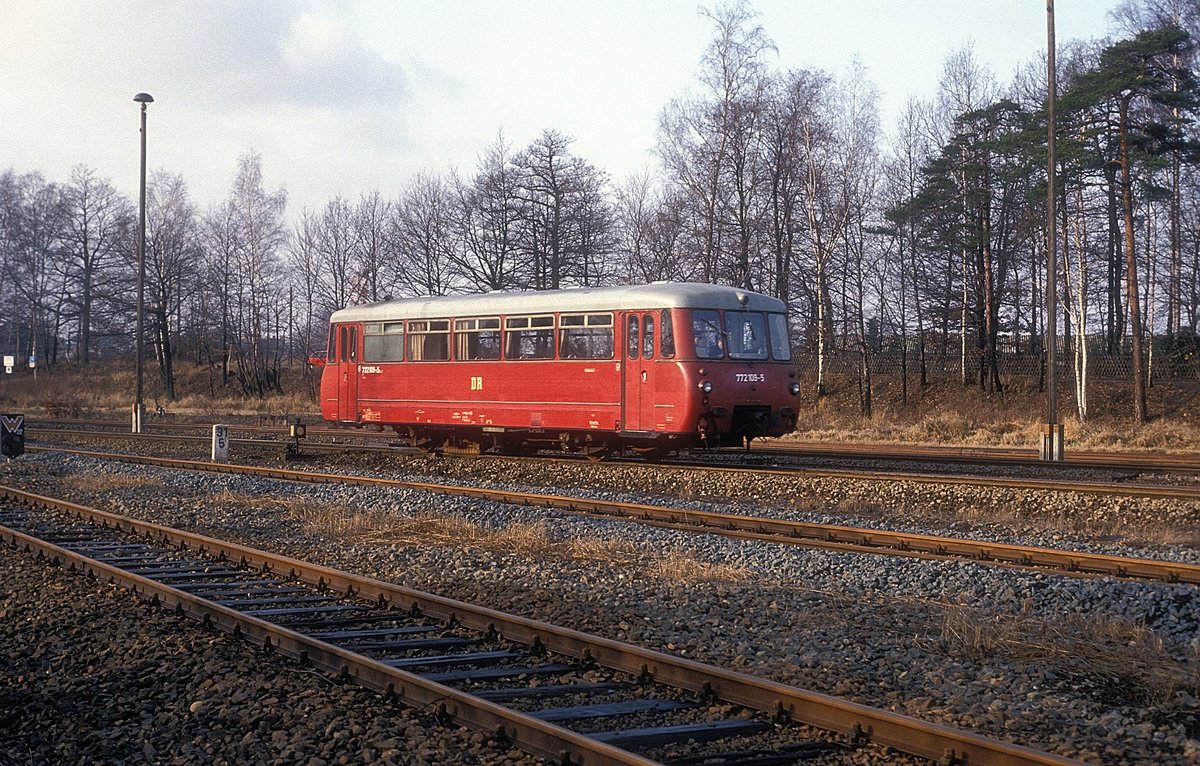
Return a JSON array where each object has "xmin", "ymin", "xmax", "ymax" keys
[{"xmin": 318, "ymin": 283, "xmax": 798, "ymax": 457}]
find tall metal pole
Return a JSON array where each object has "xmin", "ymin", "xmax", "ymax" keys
[
  {"xmin": 133, "ymin": 93, "xmax": 153, "ymax": 433},
  {"xmin": 1043, "ymin": 1, "xmax": 1063, "ymax": 460}
]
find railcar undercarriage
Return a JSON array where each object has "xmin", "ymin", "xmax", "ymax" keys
[{"xmin": 386, "ymin": 423, "xmax": 684, "ymax": 461}]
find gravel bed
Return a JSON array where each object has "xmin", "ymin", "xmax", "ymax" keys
[
  {"xmin": 34, "ymin": 432, "xmax": 1200, "ymax": 562},
  {"xmin": 2, "ymin": 450, "xmax": 1199, "ymax": 765},
  {"xmin": 0, "ymin": 540, "xmax": 542, "ymax": 766}
]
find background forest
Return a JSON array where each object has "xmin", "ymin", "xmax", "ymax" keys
[{"xmin": 1, "ymin": 0, "xmax": 1199, "ymax": 433}]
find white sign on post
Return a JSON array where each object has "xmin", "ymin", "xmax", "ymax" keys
[
  {"xmin": 211, "ymin": 424, "xmax": 230, "ymax": 462},
  {"xmin": 4, "ymin": 356, "xmax": 14, "ymax": 374}
]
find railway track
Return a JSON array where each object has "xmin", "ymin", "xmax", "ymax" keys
[
  {"xmin": 30, "ymin": 418, "xmax": 1200, "ymax": 474},
  {"xmin": 26, "ymin": 426, "xmax": 1200, "ymax": 502},
  {"xmin": 28, "ymin": 445, "xmax": 1200, "ymax": 585},
  {"xmin": 0, "ymin": 484, "xmax": 1089, "ymax": 766},
  {"xmin": 743, "ymin": 441, "xmax": 1200, "ymax": 474}
]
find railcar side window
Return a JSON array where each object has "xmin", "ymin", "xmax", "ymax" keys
[
  {"xmin": 505, "ymin": 315, "xmax": 555, "ymax": 359},
  {"xmin": 455, "ymin": 317, "xmax": 501, "ymax": 360},
  {"xmin": 626, "ymin": 316, "xmax": 639, "ymax": 359},
  {"xmin": 692, "ymin": 310, "xmax": 724, "ymax": 359},
  {"xmin": 407, "ymin": 319, "xmax": 450, "ymax": 361},
  {"xmin": 363, "ymin": 321, "xmax": 405, "ymax": 362},
  {"xmin": 724, "ymin": 311, "xmax": 768, "ymax": 360},
  {"xmin": 768, "ymin": 313, "xmax": 792, "ymax": 361},
  {"xmin": 559, "ymin": 313, "xmax": 613, "ymax": 359},
  {"xmin": 642, "ymin": 315, "xmax": 655, "ymax": 359},
  {"xmin": 660, "ymin": 310, "xmax": 675, "ymax": 358}
]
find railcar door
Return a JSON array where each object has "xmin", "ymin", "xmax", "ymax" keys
[
  {"xmin": 621, "ymin": 314, "xmax": 642, "ymax": 431},
  {"xmin": 621, "ymin": 313, "xmax": 658, "ymax": 432},
  {"xmin": 337, "ymin": 323, "xmax": 359, "ymax": 422}
]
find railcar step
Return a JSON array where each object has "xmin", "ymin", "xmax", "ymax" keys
[
  {"xmin": 533, "ymin": 698, "xmax": 696, "ymax": 722},
  {"xmin": 422, "ymin": 663, "xmax": 578, "ymax": 684},
  {"xmin": 589, "ymin": 719, "xmax": 772, "ymax": 748},
  {"xmin": 305, "ymin": 625, "xmax": 442, "ymax": 641},
  {"xmin": 474, "ymin": 682, "xmax": 628, "ymax": 702},
  {"xmin": 383, "ymin": 650, "xmax": 526, "ymax": 669}
]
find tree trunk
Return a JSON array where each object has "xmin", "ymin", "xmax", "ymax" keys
[{"xmin": 1118, "ymin": 98, "xmax": 1147, "ymax": 424}]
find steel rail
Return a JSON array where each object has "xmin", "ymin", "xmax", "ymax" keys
[
  {"xmin": 28, "ymin": 420, "xmax": 1200, "ymax": 474},
  {"xmin": 0, "ymin": 485, "xmax": 1088, "ymax": 766},
  {"xmin": 29, "ymin": 446, "xmax": 1200, "ymax": 585},
  {"xmin": 657, "ymin": 456, "xmax": 1200, "ymax": 501},
  {"xmin": 745, "ymin": 441, "xmax": 1200, "ymax": 474},
  {"xmin": 24, "ymin": 429, "xmax": 1200, "ymax": 501}
]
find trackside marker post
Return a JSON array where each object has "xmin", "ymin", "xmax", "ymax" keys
[
  {"xmin": 211, "ymin": 424, "xmax": 230, "ymax": 462},
  {"xmin": 1, "ymin": 414, "xmax": 24, "ymax": 460}
]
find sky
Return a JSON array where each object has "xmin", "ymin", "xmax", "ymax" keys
[{"xmin": 0, "ymin": 0, "xmax": 1125, "ymax": 217}]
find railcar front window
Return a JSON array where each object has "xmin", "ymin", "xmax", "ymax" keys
[
  {"xmin": 660, "ymin": 310, "xmax": 675, "ymax": 358},
  {"xmin": 326, "ymin": 325, "xmax": 336, "ymax": 363},
  {"xmin": 642, "ymin": 315, "xmax": 655, "ymax": 359},
  {"xmin": 363, "ymin": 321, "xmax": 405, "ymax": 362},
  {"xmin": 505, "ymin": 315, "xmax": 555, "ymax": 359},
  {"xmin": 627, "ymin": 315, "xmax": 639, "ymax": 359},
  {"xmin": 724, "ymin": 311, "xmax": 768, "ymax": 360},
  {"xmin": 455, "ymin": 317, "xmax": 501, "ymax": 360},
  {"xmin": 559, "ymin": 313, "xmax": 613, "ymax": 359},
  {"xmin": 768, "ymin": 313, "xmax": 792, "ymax": 361},
  {"xmin": 692, "ymin": 309, "xmax": 724, "ymax": 359}
]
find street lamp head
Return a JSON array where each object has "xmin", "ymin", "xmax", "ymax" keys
[{"xmin": 133, "ymin": 92, "xmax": 154, "ymax": 104}]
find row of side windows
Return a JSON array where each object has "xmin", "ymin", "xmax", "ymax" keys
[{"xmin": 332, "ymin": 311, "xmax": 678, "ymax": 363}]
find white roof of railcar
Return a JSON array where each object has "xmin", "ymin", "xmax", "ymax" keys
[{"xmin": 330, "ymin": 283, "xmax": 786, "ymax": 323}]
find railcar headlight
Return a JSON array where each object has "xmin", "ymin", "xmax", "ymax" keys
[
  {"xmin": 698, "ymin": 380, "xmax": 713, "ymax": 393},
  {"xmin": 788, "ymin": 382, "xmax": 801, "ymax": 395}
]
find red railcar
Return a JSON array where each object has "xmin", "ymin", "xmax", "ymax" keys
[{"xmin": 318, "ymin": 283, "xmax": 798, "ymax": 458}]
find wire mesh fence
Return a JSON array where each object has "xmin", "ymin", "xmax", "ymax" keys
[{"xmin": 795, "ymin": 335, "xmax": 1200, "ymax": 381}]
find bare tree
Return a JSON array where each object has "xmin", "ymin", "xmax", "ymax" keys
[
  {"xmin": 390, "ymin": 172, "xmax": 458, "ymax": 296},
  {"xmin": 450, "ymin": 135, "xmax": 523, "ymax": 291},
  {"xmin": 143, "ymin": 171, "xmax": 199, "ymax": 400},
  {"xmin": 353, "ymin": 190, "xmax": 394, "ymax": 303},
  {"xmin": 205, "ymin": 151, "xmax": 289, "ymax": 397},
  {"xmin": 658, "ymin": 1, "xmax": 774, "ymax": 286},
  {"xmin": 60, "ymin": 165, "xmax": 133, "ymax": 364}
]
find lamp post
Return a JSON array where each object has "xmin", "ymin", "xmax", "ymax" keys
[
  {"xmin": 1041, "ymin": 1, "xmax": 1063, "ymax": 461},
  {"xmin": 133, "ymin": 92, "xmax": 153, "ymax": 433}
]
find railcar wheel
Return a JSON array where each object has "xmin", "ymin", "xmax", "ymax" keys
[
  {"xmin": 633, "ymin": 446, "xmax": 664, "ymax": 462},
  {"xmin": 582, "ymin": 446, "xmax": 611, "ymax": 462}
]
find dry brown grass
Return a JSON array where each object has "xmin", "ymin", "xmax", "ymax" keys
[
  {"xmin": 64, "ymin": 474, "xmax": 163, "ymax": 492},
  {"xmin": 278, "ymin": 497, "xmax": 753, "ymax": 582},
  {"xmin": 649, "ymin": 548, "xmax": 752, "ymax": 582},
  {"xmin": 933, "ymin": 601, "xmax": 1199, "ymax": 705},
  {"xmin": 786, "ymin": 375, "xmax": 1200, "ymax": 453}
]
